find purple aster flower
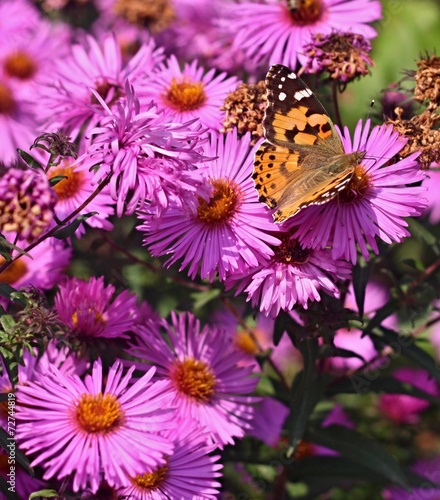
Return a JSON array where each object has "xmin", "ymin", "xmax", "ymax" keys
[
  {"xmin": 383, "ymin": 456, "xmax": 440, "ymax": 500},
  {"xmin": 0, "ymin": 0, "xmax": 41, "ymax": 42},
  {"xmin": 0, "ymin": 19, "xmax": 71, "ymax": 102},
  {"xmin": 0, "ymin": 232, "xmax": 71, "ymax": 292},
  {"xmin": 36, "ymin": 33, "xmax": 164, "ymax": 139},
  {"xmin": 83, "ymin": 82, "xmax": 207, "ymax": 217},
  {"xmin": 138, "ymin": 54, "xmax": 239, "ymax": 130},
  {"xmin": 16, "ymin": 359, "xmax": 176, "ymax": 492},
  {"xmin": 54, "ymin": 276, "xmax": 140, "ymax": 341},
  {"xmin": 119, "ymin": 421, "xmax": 222, "ymax": 499},
  {"xmin": 46, "ymin": 153, "xmax": 115, "ymax": 235},
  {"xmin": 225, "ymin": 0, "xmax": 382, "ymax": 70},
  {"xmin": 248, "ymin": 397, "xmax": 289, "ymax": 446},
  {"xmin": 0, "ymin": 76, "xmax": 40, "ymax": 167},
  {"xmin": 378, "ymin": 368, "xmax": 439, "ymax": 425},
  {"xmin": 225, "ymin": 230, "xmax": 352, "ymax": 317},
  {"xmin": 127, "ymin": 311, "xmax": 260, "ymax": 448},
  {"xmin": 0, "ymin": 167, "xmax": 56, "ymax": 242},
  {"xmin": 292, "ymin": 120, "xmax": 427, "ymax": 264},
  {"xmin": 138, "ymin": 130, "xmax": 280, "ymax": 282}
]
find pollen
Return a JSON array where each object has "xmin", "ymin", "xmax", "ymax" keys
[
  {"xmin": 0, "ymin": 258, "xmax": 28, "ymax": 285},
  {"xmin": 164, "ymin": 77, "xmax": 206, "ymax": 112},
  {"xmin": 171, "ymin": 358, "xmax": 217, "ymax": 403},
  {"xmin": 49, "ymin": 163, "xmax": 85, "ymax": 201},
  {"xmin": 131, "ymin": 462, "xmax": 169, "ymax": 491},
  {"xmin": 0, "ymin": 83, "xmax": 15, "ymax": 115},
  {"xmin": 288, "ymin": 0, "xmax": 325, "ymax": 26},
  {"xmin": 197, "ymin": 179, "xmax": 240, "ymax": 224},
  {"xmin": 274, "ymin": 233, "xmax": 311, "ymax": 265},
  {"xmin": 72, "ymin": 309, "xmax": 106, "ymax": 330},
  {"xmin": 75, "ymin": 393, "xmax": 123, "ymax": 434},
  {"xmin": 338, "ymin": 164, "xmax": 371, "ymax": 203},
  {"xmin": 4, "ymin": 50, "xmax": 37, "ymax": 80}
]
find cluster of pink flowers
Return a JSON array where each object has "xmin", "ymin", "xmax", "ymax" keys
[{"xmin": 0, "ymin": 0, "xmax": 438, "ymax": 498}]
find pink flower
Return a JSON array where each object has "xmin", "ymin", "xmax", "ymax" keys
[
  {"xmin": 83, "ymin": 83, "xmax": 207, "ymax": 216},
  {"xmin": 54, "ymin": 276, "xmax": 139, "ymax": 341},
  {"xmin": 378, "ymin": 368, "xmax": 439, "ymax": 424},
  {"xmin": 292, "ymin": 120, "xmax": 427, "ymax": 264},
  {"xmin": 16, "ymin": 359, "xmax": 176, "ymax": 492},
  {"xmin": 127, "ymin": 311, "xmax": 260, "ymax": 448},
  {"xmin": 119, "ymin": 421, "xmax": 222, "ymax": 499},
  {"xmin": 36, "ymin": 34, "xmax": 163, "ymax": 139},
  {"xmin": 138, "ymin": 54, "xmax": 239, "ymax": 130},
  {"xmin": 225, "ymin": 231, "xmax": 352, "ymax": 317},
  {"xmin": 224, "ymin": 0, "xmax": 381, "ymax": 70},
  {"xmin": 0, "ymin": 233, "xmax": 71, "ymax": 292},
  {"xmin": 139, "ymin": 130, "xmax": 280, "ymax": 282}
]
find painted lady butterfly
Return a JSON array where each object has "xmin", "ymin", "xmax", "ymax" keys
[{"xmin": 253, "ymin": 64, "xmax": 366, "ymax": 223}]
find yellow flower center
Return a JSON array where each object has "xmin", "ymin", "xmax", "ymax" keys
[
  {"xmin": 171, "ymin": 358, "xmax": 217, "ymax": 403},
  {"xmin": 0, "ymin": 83, "xmax": 15, "ymax": 115},
  {"xmin": 164, "ymin": 78, "xmax": 206, "ymax": 112},
  {"xmin": 49, "ymin": 163, "xmax": 85, "ymax": 201},
  {"xmin": 274, "ymin": 234, "xmax": 311, "ymax": 265},
  {"xmin": 288, "ymin": 0, "xmax": 325, "ymax": 25},
  {"xmin": 0, "ymin": 257, "xmax": 27, "ymax": 285},
  {"xmin": 4, "ymin": 50, "xmax": 37, "ymax": 80},
  {"xmin": 197, "ymin": 179, "xmax": 240, "ymax": 224},
  {"xmin": 114, "ymin": 0, "xmax": 175, "ymax": 33},
  {"xmin": 131, "ymin": 462, "xmax": 169, "ymax": 491},
  {"xmin": 75, "ymin": 393, "xmax": 123, "ymax": 434}
]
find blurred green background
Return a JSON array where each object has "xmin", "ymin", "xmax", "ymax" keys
[{"xmin": 340, "ymin": 0, "xmax": 440, "ymax": 129}]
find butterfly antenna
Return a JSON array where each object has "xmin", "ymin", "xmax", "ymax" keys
[{"xmin": 366, "ymin": 99, "xmax": 375, "ymax": 122}]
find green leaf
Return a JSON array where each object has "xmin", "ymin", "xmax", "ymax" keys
[
  {"xmin": 362, "ymin": 302, "xmax": 396, "ymax": 337},
  {"xmin": 370, "ymin": 327, "xmax": 440, "ymax": 383},
  {"xmin": 273, "ymin": 310, "xmax": 303, "ymax": 346},
  {"xmin": 16, "ymin": 149, "xmax": 43, "ymax": 170},
  {"xmin": 407, "ymin": 217, "xmax": 439, "ymax": 247},
  {"xmin": 328, "ymin": 375, "xmax": 440, "ymax": 403},
  {"xmin": 319, "ymin": 345, "xmax": 366, "ymax": 362},
  {"xmin": 305, "ymin": 425, "xmax": 409, "ymax": 489},
  {"xmin": 29, "ymin": 490, "xmax": 60, "ymax": 499},
  {"xmin": 52, "ymin": 212, "xmax": 97, "ymax": 239},
  {"xmin": 48, "ymin": 175, "xmax": 68, "ymax": 187},
  {"xmin": 190, "ymin": 288, "xmax": 221, "ymax": 309},
  {"xmin": 286, "ymin": 338, "xmax": 322, "ymax": 450}
]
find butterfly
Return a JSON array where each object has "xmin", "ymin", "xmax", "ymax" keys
[{"xmin": 253, "ymin": 64, "xmax": 366, "ymax": 223}]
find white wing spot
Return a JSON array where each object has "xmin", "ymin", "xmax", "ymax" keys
[
  {"xmin": 293, "ymin": 89, "xmax": 313, "ymax": 100},
  {"xmin": 287, "ymin": 72, "xmax": 296, "ymax": 79},
  {"xmin": 278, "ymin": 92, "xmax": 287, "ymax": 101},
  {"xmin": 278, "ymin": 84, "xmax": 283, "ymax": 89},
  {"xmin": 281, "ymin": 77, "xmax": 286, "ymax": 82}
]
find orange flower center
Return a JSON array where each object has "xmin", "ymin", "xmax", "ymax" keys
[
  {"xmin": 197, "ymin": 179, "xmax": 240, "ymax": 224},
  {"xmin": 49, "ymin": 163, "xmax": 85, "ymax": 201},
  {"xmin": 235, "ymin": 331, "xmax": 259, "ymax": 356},
  {"xmin": 4, "ymin": 50, "xmax": 37, "ymax": 80},
  {"xmin": 337, "ymin": 164, "xmax": 371, "ymax": 204},
  {"xmin": 0, "ymin": 83, "xmax": 15, "ymax": 115},
  {"xmin": 288, "ymin": 0, "xmax": 325, "ymax": 25},
  {"xmin": 164, "ymin": 78, "xmax": 206, "ymax": 112},
  {"xmin": 75, "ymin": 393, "xmax": 123, "ymax": 434},
  {"xmin": 171, "ymin": 358, "xmax": 217, "ymax": 403},
  {"xmin": 131, "ymin": 462, "xmax": 169, "ymax": 491},
  {"xmin": 0, "ymin": 257, "xmax": 27, "ymax": 285}
]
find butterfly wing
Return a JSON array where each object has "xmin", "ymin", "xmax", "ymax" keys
[{"xmin": 253, "ymin": 64, "xmax": 358, "ymax": 222}]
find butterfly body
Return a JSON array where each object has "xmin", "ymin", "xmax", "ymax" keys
[{"xmin": 253, "ymin": 64, "xmax": 366, "ymax": 223}]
